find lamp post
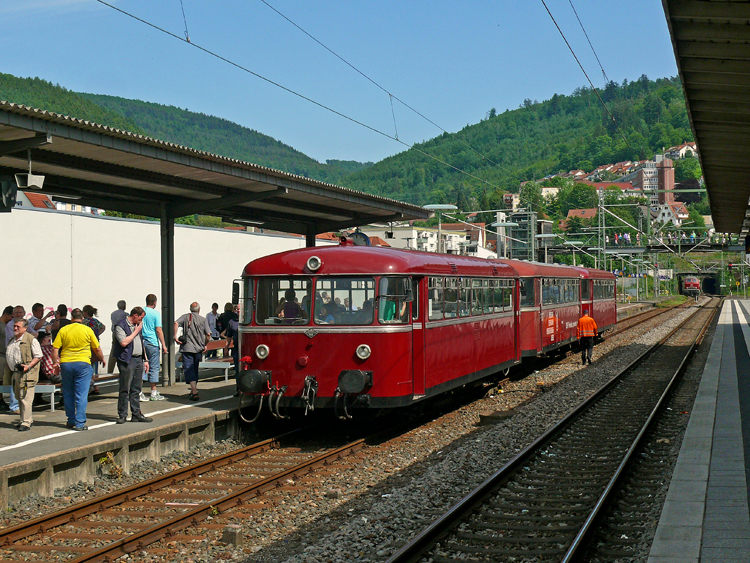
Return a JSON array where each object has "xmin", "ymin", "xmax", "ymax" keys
[
  {"xmin": 424, "ymin": 204, "xmax": 458, "ymax": 254},
  {"xmin": 491, "ymin": 221, "xmax": 519, "ymax": 259}
]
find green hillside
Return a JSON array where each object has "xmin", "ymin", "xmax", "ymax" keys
[
  {"xmin": 0, "ymin": 73, "xmax": 145, "ymax": 134},
  {"xmin": 344, "ymin": 75, "xmax": 693, "ymax": 209},
  {"xmin": 0, "ymin": 72, "xmax": 693, "ymax": 216},
  {"xmin": 79, "ymin": 93, "xmax": 366, "ymax": 183}
]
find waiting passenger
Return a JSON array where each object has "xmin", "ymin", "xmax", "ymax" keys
[
  {"xmin": 275, "ymin": 298, "xmax": 286, "ymax": 317},
  {"xmin": 283, "ymin": 289, "xmax": 307, "ymax": 323},
  {"xmin": 316, "ymin": 303, "xmax": 335, "ymax": 324}
]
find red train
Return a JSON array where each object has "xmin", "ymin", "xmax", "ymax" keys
[
  {"xmin": 682, "ymin": 275, "xmax": 701, "ymax": 297},
  {"xmin": 233, "ymin": 240, "xmax": 616, "ymax": 421}
]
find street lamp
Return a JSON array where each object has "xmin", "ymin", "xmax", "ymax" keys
[
  {"xmin": 491, "ymin": 221, "xmax": 519, "ymax": 259},
  {"xmin": 423, "ymin": 204, "xmax": 458, "ymax": 254},
  {"xmin": 535, "ymin": 233, "xmax": 559, "ymax": 263}
]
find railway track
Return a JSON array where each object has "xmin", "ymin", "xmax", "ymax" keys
[
  {"xmin": 387, "ymin": 297, "xmax": 720, "ymax": 563},
  {"xmin": 0, "ymin": 432, "xmax": 364, "ymax": 562}
]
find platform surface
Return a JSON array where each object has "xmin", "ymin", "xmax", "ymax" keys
[
  {"xmin": 0, "ymin": 367, "xmax": 238, "ymax": 467},
  {"xmin": 649, "ymin": 298, "xmax": 750, "ymax": 563}
]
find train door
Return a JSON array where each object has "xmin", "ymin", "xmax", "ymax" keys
[{"xmin": 411, "ymin": 277, "xmax": 426, "ymax": 397}]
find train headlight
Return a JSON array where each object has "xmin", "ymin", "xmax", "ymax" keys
[
  {"xmin": 306, "ymin": 256, "xmax": 322, "ymax": 272},
  {"xmin": 256, "ymin": 344, "xmax": 270, "ymax": 360},
  {"xmin": 356, "ymin": 344, "xmax": 371, "ymax": 360}
]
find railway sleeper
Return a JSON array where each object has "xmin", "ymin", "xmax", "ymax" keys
[
  {"xmin": 437, "ymin": 541, "xmax": 567, "ymax": 556},
  {"xmin": 455, "ymin": 531, "xmax": 570, "ymax": 543},
  {"xmin": 467, "ymin": 520, "xmax": 581, "ymax": 533}
]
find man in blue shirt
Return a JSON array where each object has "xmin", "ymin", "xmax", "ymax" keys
[{"xmin": 140, "ymin": 294, "xmax": 167, "ymax": 401}]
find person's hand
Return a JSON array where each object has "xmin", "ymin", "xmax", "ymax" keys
[
  {"xmin": 99, "ymin": 359, "xmax": 106, "ymax": 368},
  {"xmin": 21, "ymin": 363, "xmax": 29, "ymax": 373},
  {"xmin": 133, "ymin": 323, "xmax": 143, "ymax": 333},
  {"xmin": 161, "ymin": 345, "xmax": 167, "ymax": 355},
  {"xmin": 45, "ymin": 311, "xmax": 54, "ymax": 319}
]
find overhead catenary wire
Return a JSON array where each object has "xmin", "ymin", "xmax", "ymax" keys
[
  {"xmin": 178, "ymin": 0, "xmax": 190, "ymax": 43},
  {"xmin": 94, "ymin": 0, "xmax": 509, "ymax": 196},
  {"xmin": 539, "ymin": 0, "xmax": 628, "ymax": 147},
  {"xmin": 567, "ymin": 0, "xmax": 608, "ymax": 84},
  {"xmin": 257, "ymin": 0, "xmax": 505, "ymax": 170}
]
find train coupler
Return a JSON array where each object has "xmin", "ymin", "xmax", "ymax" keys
[{"xmin": 238, "ymin": 369, "xmax": 271, "ymax": 394}]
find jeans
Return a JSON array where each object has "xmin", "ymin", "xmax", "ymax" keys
[
  {"xmin": 143, "ymin": 341, "xmax": 161, "ymax": 384},
  {"xmin": 117, "ymin": 356, "xmax": 145, "ymax": 418},
  {"xmin": 61, "ymin": 361, "xmax": 93, "ymax": 428}
]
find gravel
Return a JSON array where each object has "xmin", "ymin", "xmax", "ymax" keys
[{"xmin": 0, "ymin": 304, "xmax": 702, "ymax": 563}]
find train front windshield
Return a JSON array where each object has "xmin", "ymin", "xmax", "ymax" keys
[{"xmin": 253, "ymin": 276, "xmax": 380, "ymax": 326}]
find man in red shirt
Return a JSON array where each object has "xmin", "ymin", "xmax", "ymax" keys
[{"xmin": 577, "ymin": 309, "xmax": 598, "ymax": 365}]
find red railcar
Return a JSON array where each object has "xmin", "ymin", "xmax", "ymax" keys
[
  {"xmin": 234, "ymin": 241, "xmax": 616, "ymax": 420},
  {"xmin": 574, "ymin": 267, "xmax": 617, "ymax": 336},
  {"xmin": 682, "ymin": 276, "xmax": 701, "ymax": 297}
]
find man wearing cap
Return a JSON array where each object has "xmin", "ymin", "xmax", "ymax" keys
[{"xmin": 577, "ymin": 309, "xmax": 598, "ymax": 366}]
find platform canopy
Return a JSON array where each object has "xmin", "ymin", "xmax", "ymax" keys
[
  {"xmin": 0, "ymin": 100, "xmax": 428, "ymax": 385},
  {"xmin": 0, "ymin": 101, "xmax": 428, "ymax": 234},
  {"xmin": 663, "ymin": 1, "xmax": 750, "ymax": 235}
]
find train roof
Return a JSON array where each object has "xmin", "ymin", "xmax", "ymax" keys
[
  {"xmin": 244, "ymin": 244, "xmax": 519, "ymax": 278},
  {"xmin": 498, "ymin": 260, "xmax": 590, "ymax": 279},
  {"xmin": 571, "ymin": 266, "xmax": 617, "ymax": 281}
]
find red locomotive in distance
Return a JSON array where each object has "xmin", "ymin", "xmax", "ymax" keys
[
  {"xmin": 682, "ymin": 275, "xmax": 701, "ymax": 297},
  {"xmin": 232, "ymin": 239, "xmax": 616, "ymax": 421}
]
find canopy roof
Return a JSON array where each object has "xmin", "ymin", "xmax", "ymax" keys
[
  {"xmin": 663, "ymin": 0, "xmax": 750, "ymax": 234},
  {"xmin": 0, "ymin": 101, "xmax": 427, "ymax": 233}
]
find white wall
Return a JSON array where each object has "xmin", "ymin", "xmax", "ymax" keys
[{"xmin": 0, "ymin": 208, "xmax": 319, "ymax": 352}]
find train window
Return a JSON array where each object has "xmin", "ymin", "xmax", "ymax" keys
[
  {"xmin": 471, "ymin": 279, "xmax": 483, "ymax": 316},
  {"xmin": 458, "ymin": 278, "xmax": 471, "ymax": 317},
  {"xmin": 444, "ymin": 278, "xmax": 458, "ymax": 318},
  {"xmin": 502, "ymin": 280, "xmax": 513, "ymax": 310},
  {"xmin": 378, "ymin": 277, "xmax": 410, "ymax": 324},
  {"xmin": 241, "ymin": 278, "xmax": 254, "ymax": 325},
  {"xmin": 255, "ymin": 277, "xmax": 312, "ymax": 325},
  {"xmin": 314, "ymin": 277, "xmax": 375, "ymax": 325},
  {"xmin": 482, "ymin": 279, "xmax": 493, "ymax": 314},
  {"xmin": 428, "ymin": 277, "xmax": 444, "ymax": 320},
  {"xmin": 519, "ymin": 278, "xmax": 535, "ymax": 307},
  {"xmin": 581, "ymin": 280, "xmax": 590, "ymax": 300}
]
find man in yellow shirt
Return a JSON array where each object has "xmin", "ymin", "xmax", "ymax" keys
[{"xmin": 52, "ymin": 308, "xmax": 105, "ymax": 431}]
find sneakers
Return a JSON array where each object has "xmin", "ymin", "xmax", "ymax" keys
[
  {"xmin": 149, "ymin": 392, "xmax": 166, "ymax": 401},
  {"xmin": 139, "ymin": 392, "xmax": 148, "ymax": 402}
]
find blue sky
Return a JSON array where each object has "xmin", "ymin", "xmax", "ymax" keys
[{"xmin": 3, "ymin": 0, "xmax": 678, "ymax": 163}]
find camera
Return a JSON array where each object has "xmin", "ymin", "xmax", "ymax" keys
[{"xmin": 14, "ymin": 364, "xmax": 23, "ymax": 372}]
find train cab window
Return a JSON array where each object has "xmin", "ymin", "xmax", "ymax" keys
[
  {"xmin": 378, "ymin": 277, "xmax": 410, "ymax": 324},
  {"xmin": 428, "ymin": 277, "xmax": 444, "ymax": 320},
  {"xmin": 519, "ymin": 278, "xmax": 535, "ymax": 307},
  {"xmin": 314, "ymin": 277, "xmax": 375, "ymax": 325},
  {"xmin": 581, "ymin": 280, "xmax": 590, "ymax": 300},
  {"xmin": 255, "ymin": 277, "xmax": 312, "ymax": 325},
  {"xmin": 241, "ymin": 278, "xmax": 254, "ymax": 325},
  {"xmin": 444, "ymin": 278, "xmax": 458, "ymax": 318},
  {"xmin": 471, "ymin": 279, "xmax": 483, "ymax": 316}
]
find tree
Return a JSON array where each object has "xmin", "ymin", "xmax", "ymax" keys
[
  {"xmin": 519, "ymin": 182, "xmax": 545, "ymax": 214},
  {"xmin": 675, "ymin": 155, "xmax": 702, "ymax": 182}
]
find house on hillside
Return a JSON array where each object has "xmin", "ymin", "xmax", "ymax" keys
[
  {"xmin": 441, "ymin": 222, "xmax": 495, "ymax": 257},
  {"xmin": 15, "ymin": 191, "xmax": 56, "ymax": 210},
  {"xmin": 665, "ymin": 142, "xmax": 698, "ymax": 160}
]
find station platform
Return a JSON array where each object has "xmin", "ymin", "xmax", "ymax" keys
[
  {"xmin": 649, "ymin": 298, "xmax": 750, "ymax": 562},
  {"xmin": 0, "ymin": 369, "xmax": 241, "ymax": 508}
]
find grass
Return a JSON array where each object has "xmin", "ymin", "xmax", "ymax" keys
[{"xmin": 655, "ymin": 295, "xmax": 690, "ymax": 308}]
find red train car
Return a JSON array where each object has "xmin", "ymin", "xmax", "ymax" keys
[
  {"xmin": 682, "ymin": 276, "xmax": 701, "ymax": 297},
  {"xmin": 234, "ymin": 241, "xmax": 616, "ymax": 420},
  {"xmin": 574, "ymin": 267, "xmax": 617, "ymax": 336}
]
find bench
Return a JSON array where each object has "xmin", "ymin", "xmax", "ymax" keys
[{"xmin": 0, "ymin": 384, "xmax": 61, "ymax": 412}]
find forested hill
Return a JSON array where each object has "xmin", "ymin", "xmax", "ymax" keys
[
  {"xmin": 0, "ymin": 72, "xmax": 692, "ymax": 210},
  {"xmin": 79, "ymin": 93, "xmax": 370, "ymax": 183},
  {"xmin": 0, "ymin": 73, "xmax": 368, "ymax": 184},
  {"xmin": 344, "ymin": 75, "xmax": 693, "ymax": 208},
  {"xmin": 0, "ymin": 73, "xmax": 145, "ymax": 134}
]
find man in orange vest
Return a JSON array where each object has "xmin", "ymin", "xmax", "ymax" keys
[{"xmin": 577, "ymin": 309, "xmax": 598, "ymax": 365}]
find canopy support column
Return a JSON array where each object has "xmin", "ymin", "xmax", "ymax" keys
[
  {"xmin": 305, "ymin": 226, "xmax": 317, "ymax": 248},
  {"xmin": 160, "ymin": 204, "xmax": 177, "ymax": 386}
]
